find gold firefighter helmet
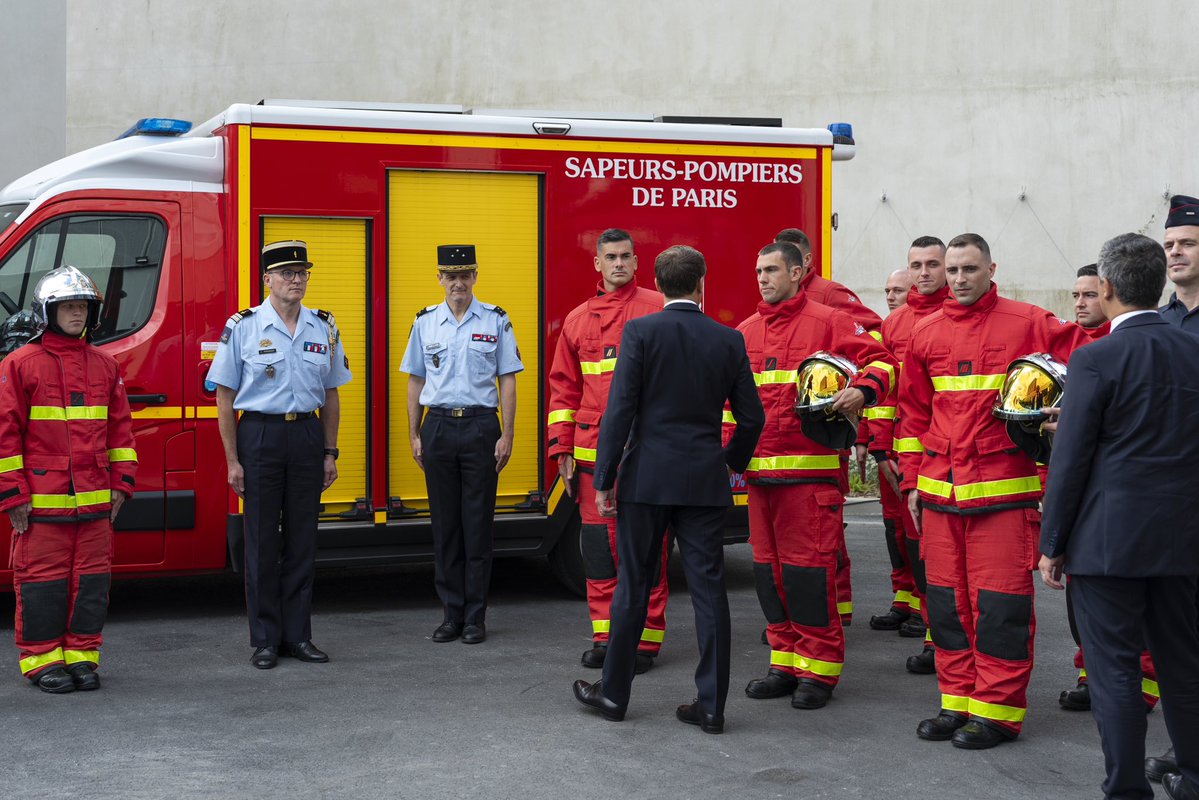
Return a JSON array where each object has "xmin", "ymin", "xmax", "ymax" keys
[
  {"xmin": 994, "ymin": 353, "xmax": 1068, "ymax": 462},
  {"xmin": 795, "ymin": 351, "xmax": 861, "ymax": 450}
]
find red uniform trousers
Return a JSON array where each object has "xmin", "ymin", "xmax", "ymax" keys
[
  {"xmin": 749, "ymin": 483, "xmax": 846, "ymax": 687},
  {"xmin": 835, "ymin": 458, "xmax": 853, "ymax": 624},
  {"xmin": 576, "ymin": 478, "xmax": 669, "ymax": 655},
  {"xmin": 879, "ymin": 471, "xmax": 918, "ymax": 616},
  {"xmin": 923, "ymin": 507, "xmax": 1038, "ymax": 734},
  {"xmin": 12, "ymin": 518, "xmax": 112, "ymax": 678}
]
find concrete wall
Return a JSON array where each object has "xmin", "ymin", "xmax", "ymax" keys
[
  {"xmin": 41, "ymin": 1, "xmax": 1199, "ymax": 316},
  {"xmin": 0, "ymin": 0, "xmax": 66, "ymax": 190}
]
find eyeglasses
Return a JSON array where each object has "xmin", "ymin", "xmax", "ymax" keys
[{"xmin": 273, "ymin": 269, "xmax": 311, "ymax": 282}]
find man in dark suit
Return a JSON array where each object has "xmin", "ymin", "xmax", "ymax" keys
[
  {"xmin": 1040, "ymin": 232, "xmax": 1199, "ymax": 800},
  {"xmin": 572, "ymin": 244, "xmax": 765, "ymax": 734}
]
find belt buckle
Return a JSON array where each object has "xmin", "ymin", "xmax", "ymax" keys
[
  {"xmin": 450, "ymin": 408, "xmax": 466, "ymax": 418},
  {"xmin": 284, "ymin": 412, "xmax": 298, "ymax": 421}
]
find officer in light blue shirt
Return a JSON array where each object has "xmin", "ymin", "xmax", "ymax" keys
[
  {"xmin": 400, "ymin": 244, "xmax": 523, "ymax": 645},
  {"xmin": 210, "ymin": 239, "xmax": 352, "ymax": 670}
]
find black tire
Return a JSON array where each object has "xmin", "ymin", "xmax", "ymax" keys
[{"xmin": 548, "ymin": 512, "xmax": 586, "ymax": 597}]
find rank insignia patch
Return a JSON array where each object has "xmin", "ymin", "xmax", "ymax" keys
[
  {"xmin": 958, "ymin": 360, "xmax": 973, "ymax": 376},
  {"xmin": 303, "ymin": 342, "xmax": 329, "ymax": 355},
  {"xmin": 471, "ymin": 334, "xmax": 498, "ymax": 343}
]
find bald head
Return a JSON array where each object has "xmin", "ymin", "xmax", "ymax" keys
[{"xmin": 885, "ymin": 268, "xmax": 914, "ymax": 312}]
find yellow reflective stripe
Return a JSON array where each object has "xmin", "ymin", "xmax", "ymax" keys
[
  {"xmin": 29, "ymin": 405, "xmax": 108, "ymax": 421},
  {"xmin": 106, "ymin": 448, "xmax": 138, "ymax": 463},
  {"xmin": 925, "ymin": 629, "xmax": 933, "ymax": 643},
  {"xmin": 942, "ymin": 694, "xmax": 970, "ymax": 713},
  {"xmin": 753, "ymin": 369, "xmax": 798, "ymax": 386},
  {"xmin": 910, "ymin": 596, "xmax": 922, "ymax": 612},
  {"xmin": 20, "ymin": 647, "xmax": 65, "ymax": 675},
  {"xmin": 968, "ymin": 697, "xmax": 1026, "ymax": 723},
  {"xmin": 1143, "ymin": 678, "xmax": 1160, "ymax": 699},
  {"xmin": 722, "ymin": 410, "xmax": 737, "ymax": 424},
  {"xmin": 1078, "ymin": 668, "xmax": 1087, "ymax": 680},
  {"xmin": 640, "ymin": 628, "xmax": 665, "ymax": 644},
  {"xmin": 954, "ymin": 476, "xmax": 1041, "ymax": 501},
  {"xmin": 895, "ymin": 590, "xmax": 914, "ymax": 605},
  {"xmin": 64, "ymin": 649, "xmax": 100, "ymax": 666},
  {"xmin": 862, "ymin": 406, "xmax": 897, "ymax": 420},
  {"xmin": 580, "ymin": 358, "xmax": 617, "ymax": 375},
  {"xmin": 591, "ymin": 619, "xmax": 610, "ymax": 634},
  {"xmin": 769, "ymin": 650, "xmax": 794, "ymax": 668},
  {"xmin": 865, "ymin": 360, "xmax": 896, "ymax": 387},
  {"xmin": 796, "ymin": 654, "xmax": 844, "ymax": 677},
  {"xmin": 574, "ymin": 446, "xmax": 597, "ymax": 462},
  {"xmin": 0, "ymin": 454, "xmax": 23, "ymax": 473},
  {"xmin": 837, "ymin": 602, "xmax": 853, "ymax": 615},
  {"xmin": 869, "ymin": 330, "xmax": 884, "ymax": 343},
  {"xmin": 547, "ymin": 409, "xmax": 576, "ymax": 425},
  {"xmin": 747, "ymin": 455, "xmax": 842, "ymax": 472},
  {"xmin": 917, "ymin": 475, "xmax": 953, "ymax": 499},
  {"xmin": 30, "ymin": 489, "xmax": 112, "ymax": 509},
  {"xmin": 895, "ymin": 437, "xmax": 925, "ymax": 454},
  {"xmin": 931, "ymin": 373, "xmax": 1005, "ymax": 392}
]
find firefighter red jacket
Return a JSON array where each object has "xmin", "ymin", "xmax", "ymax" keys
[
  {"xmin": 547, "ymin": 279, "xmax": 663, "ymax": 467},
  {"xmin": 864, "ymin": 284, "xmax": 951, "ymax": 454},
  {"xmin": 0, "ymin": 332, "xmax": 137, "ymax": 521},
  {"xmin": 897, "ymin": 284, "xmax": 1089, "ymax": 512},
  {"xmin": 729, "ymin": 291, "xmax": 897, "ymax": 484}
]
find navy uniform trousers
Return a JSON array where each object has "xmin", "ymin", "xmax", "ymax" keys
[
  {"xmin": 421, "ymin": 409, "xmax": 501, "ymax": 625},
  {"xmin": 1072, "ymin": 574, "xmax": 1199, "ymax": 800},
  {"xmin": 238, "ymin": 413, "xmax": 324, "ymax": 647}
]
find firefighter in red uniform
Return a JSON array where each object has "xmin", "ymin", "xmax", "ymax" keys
[
  {"xmin": 774, "ymin": 228, "xmax": 883, "ymax": 626},
  {"xmin": 547, "ymin": 228, "xmax": 667, "ymax": 673},
  {"xmin": 736, "ymin": 241, "xmax": 896, "ymax": 710},
  {"xmin": 0, "ymin": 266, "xmax": 137, "ymax": 693},
  {"xmin": 899, "ymin": 233, "xmax": 1090, "ymax": 749},
  {"xmin": 866, "ymin": 237, "xmax": 950, "ymax": 676}
]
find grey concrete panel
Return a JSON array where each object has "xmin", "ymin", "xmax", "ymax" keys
[{"xmin": 0, "ymin": 0, "xmax": 66, "ymax": 190}]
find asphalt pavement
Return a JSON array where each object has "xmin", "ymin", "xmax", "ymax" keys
[{"xmin": 0, "ymin": 501, "xmax": 1168, "ymax": 800}]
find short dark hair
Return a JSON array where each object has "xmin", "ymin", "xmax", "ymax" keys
[
  {"xmin": 655, "ymin": 245, "xmax": 707, "ymax": 297},
  {"xmin": 1097, "ymin": 233, "xmax": 1166, "ymax": 309},
  {"xmin": 1076, "ymin": 263, "xmax": 1098, "ymax": 278},
  {"xmin": 774, "ymin": 228, "xmax": 812, "ymax": 258},
  {"xmin": 597, "ymin": 228, "xmax": 634, "ymax": 253},
  {"xmin": 910, "ymin": 235, "xmax": 945, "ymax": 251},
  {"xmin": 946, "ymin": 233, "xmax": 992, "ymax": 263},
  {"xmin": 758, "ymin": 241, "xmax": 804, "ymax": 268}
]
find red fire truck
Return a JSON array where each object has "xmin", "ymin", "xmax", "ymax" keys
[{"xmin": 0, "ymin": 101, "xmax": 855, "ymax": 592}]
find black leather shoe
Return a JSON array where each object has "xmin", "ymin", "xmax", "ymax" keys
[
  {"xmin": 951, "ymin": 719, "xmax": 1018, "ymax": 750},
  {"xmin": 581, "ymin": 644, "xmax": 607, "ymax": 668},
  {"xmin": 906, "ymin": 647, "xmax": 936, "ymax": 675},
  {"xmin": 899, "ymin": 616, "xmax": 927, "ymax": 638},
  {"xmin": 461, "ymin": 623, "xmax": 486, "ymax": 644},
  {"xmin": 67, "ymin": 663, "xmax": 100, "ymax": 690},
  {"xmin": 1058, "ymin": 681, "xmax": 1090, "ymax": 711},
  {"xmin": 251, "ymin": 646, "xmax": 278, "ymax": 670},
  {"xmin": 790, "ymin": 678, "xmax": 833, "ymax": 710},
  {"xmin": 280, "ymin": 641, "xmax": 329, "ymax": 663},
  {"xmin": 746, "ymin": 668, "xmax": 799, "ymax": 699},
  {"xmin": 870, "ymin": 607, "xmax": 908, "ymax": 631},
  {"xmin": 432, "ymin": 621, "xmax": 462, "ymax": 643},
  {"xmin": 916, "ymin": 711, "xmax": 967, "ymax": 741},
  {"xmin": 32, "ymin": 666, "xmax": 75, "ymax": 694},
  {"xmin": 676, "ymin": 700, "xmax": 724, "ymax": 733},
  {"xmin": 572, "ymin": 680, "xmax": 625, "ymax": 721},
  {"xmin": 1147, "ymin": 747, "xmax": 1178, "ymax": 783},
  {"xmin": 1163, "ymin": 772, "xmax": 1199, "ymax": 800},
  {"xmin": 634, "ymin": 652, "xmax": 654, "ymax": 674}
]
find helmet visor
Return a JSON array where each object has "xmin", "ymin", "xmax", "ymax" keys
[{"xmin": 994, "ymin": 359, "xmax": 1065, "ymax": 421}]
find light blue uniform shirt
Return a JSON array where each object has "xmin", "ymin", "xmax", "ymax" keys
[
  {"xmin": 400, "ymin": 296, "xmax": 523, "ymax": 408},
  {"xmin": 209, "ymin": 299, "xmax": 352, "ymax": 413}
]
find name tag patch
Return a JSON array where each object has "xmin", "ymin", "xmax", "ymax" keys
[
  {"xmin": 472, "ymin": 334, "xmax": 498, "ymax": 343},
  {"xmin": 304, "ymin": 342, "xmax": 329, "ymax": 355}
]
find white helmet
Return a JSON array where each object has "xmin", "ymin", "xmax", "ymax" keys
[{"xmin": 31, "ymin": 266, "xmax": 103, "ymax": 339}]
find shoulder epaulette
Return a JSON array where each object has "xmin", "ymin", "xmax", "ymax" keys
[
  {"xmin": 315, "ymin": 308, "xmax": 337, "ymax": 327},
  {"xmin": 229, "ymin": 308, "xmax": 255, "ymax": 324},
  {"xmin": 415, "ymin": 304, "xmax": 438, "ymax": 319},
  {"xmin": 490, "ymin": 304, "xmax": 508, "ymax": 317}
]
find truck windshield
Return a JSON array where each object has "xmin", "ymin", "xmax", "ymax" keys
[{"xmin": 0, "ymin": 204, "xmax": 27, "ymax": 234}]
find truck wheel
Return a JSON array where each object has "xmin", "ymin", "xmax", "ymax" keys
[{"xmin": 548, "ymin": 517, "xmax": 586, "ymax": 598}]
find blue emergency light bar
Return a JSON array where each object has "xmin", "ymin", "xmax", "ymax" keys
[
  {"xmin": 117, "ymin": 118, "xmax": 193, "ymax": 139},
  {"xmin": 828, "ymin": 123, "xmax": 854, "ymax": 144}
]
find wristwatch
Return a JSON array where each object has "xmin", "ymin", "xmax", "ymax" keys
[{"xmin": 324, "ymin": 448, "xmax": 340, "ymax": 460}]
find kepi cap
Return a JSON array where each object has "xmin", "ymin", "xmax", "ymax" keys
[
  {"xmin": 1166, "ymin": 195, "xmax": 1199, "ymax": 229},
  {"xmin": 437, "ymin": 244, "xmax": 479, "ymax": 272},
  {"xmin": 262, "ymin": 240, "xmax": 313, "ymax": 271}
]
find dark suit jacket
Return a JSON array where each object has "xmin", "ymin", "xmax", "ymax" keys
[
  {"xmin": 1041, "ymin": 313, "xmax": 1199, "ymax": 576},
  {"xmin": 593, "ymin": 302, "xmax": 765, "ymax": 506}
]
